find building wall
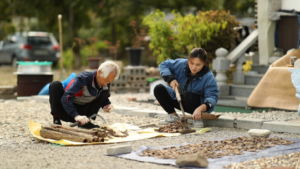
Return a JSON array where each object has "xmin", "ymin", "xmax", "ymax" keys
[{"xmin": 282, "ymin": 0, "xmax": 300, "ymax": 11}]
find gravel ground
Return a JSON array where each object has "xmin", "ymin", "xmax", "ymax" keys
[{"xmin": 1, "ymin": 93, "xmax": 300, "ymax": 169}]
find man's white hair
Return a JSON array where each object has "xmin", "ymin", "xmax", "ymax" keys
[{"xmin": 98, "ymin": 61, "xmax": 120, "ymax": 79}]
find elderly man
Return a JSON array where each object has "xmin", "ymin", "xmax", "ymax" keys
[{"xmin": 49, "ymin": 61, "xmax": 120, "ymax": 129}]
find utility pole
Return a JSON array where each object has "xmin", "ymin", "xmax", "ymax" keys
[{"xmin": 58, "ymin": 14, "xmax": 65, "ymax": 80}]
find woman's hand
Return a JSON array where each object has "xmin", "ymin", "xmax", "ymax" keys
[
  {"xmin": 192, "ymin": 108, "xmax": 202, "ymax": 120},
  {"xmin": 170, "ymin": 80, "xmax": 179, "ymax": 91},
  {"xmin": 193, "ymin": 104, "xmax": 207, "ymax": 120}
]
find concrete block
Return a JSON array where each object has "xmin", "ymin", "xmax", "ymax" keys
[
  {"xmin": 110, "ymin": 82, "xmax": 129, "ymax": 88},
  {"xmin": 115, "ymin": 74, "xmax": 128, "ymax": 82},
  {"xmin": 130, "ymin": 109, "xmax": 167, "ymax": 117},
  {"xmin": 123, "ymin": 66, "xmax": 148, "ymax": 75},
  {"xmin": 113, "ymin": 106, "xmax": 139, "ymax": 115},
  {"xmin": 106, "ymin": 145, "xmax": 132, "ymax": 156},
  {"xmin": 236, "ymin": 118, "xmax": 267, "ymax": 129},
  {"xmin": 251, "ymin": 64, "xmax": 269, "ymax": 74},
  {"xmin": 203, "ymin": 116, "xmax": 236, "ymax": 128},
  {"xmin": 262, "ymin": 121, "xmax": 300, "ymax": 134},
  {"xmin": 230, "ymin": 85, "xmax": 255, "ymax": 97},
  {"xmin": 213, "ymin": 58, "xmax": 230, "ymax": 71},
  {"xmin": 17, "ymin": 96, "xmax": 31, "ymax": 101},
  {"xmin": 128, "ymin": 75, "xmax": 147, "ymax": 82},
  {"xmin": 245, "ymin": 74, "xmax": 263, "ymax": 85},
  {"xmin": 129, "ymin": 82, "xmax": 149, "ymax": 88},
  {"xmin": 233, "ymin": 71, "xmax": 245, "ymax": 84},
  {"xmin": 218, "ymin": 85, "xmax": 230, "ymax": 96},
  {"xmin": 31, "ymin": 95, "xmax": 49, "ymax": 103}
]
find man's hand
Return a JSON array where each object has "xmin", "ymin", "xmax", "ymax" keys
[
  {"xmin": 192, "ymin": 108, "xmax": 202, "ymax": 120},
  {"xmin": 103, "ymin": 104, "xmax": 114, "ymax": 113},
  {"xmin": 74, "ymin": 115, "xmax": 90, "ymax": 125},
  {"xmin": 170, "ymin": 80, "xmax": 179, "ymax": 91}
]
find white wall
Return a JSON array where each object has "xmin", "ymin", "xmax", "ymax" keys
[{"xmin": 282, "ymin": 0, "xmax": 300, "ymax": 11}]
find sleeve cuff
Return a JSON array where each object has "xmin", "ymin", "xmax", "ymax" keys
[
  {"xmin": 204, "ymin": 101, "xmax": 213, "ymax": 111},
  {"xmin": 162, "ymin": 75, "xmax": 176, "ymax": 84}
]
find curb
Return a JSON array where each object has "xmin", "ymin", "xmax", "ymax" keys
[
  {"xmin": 17, "ymin": 95, "xmax": 300, "ymax": 135},
  {"xmin": 236, "ymin": 118, "xmax": 269, "ymax": 130},
  {"xmin": 262, "ymin": 121, "xmax": 300, "ymax": 134}
]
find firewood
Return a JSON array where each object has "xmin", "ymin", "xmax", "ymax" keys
[
  {"xmin": 42, "ymin": 126, "xmax": 94, "ymax": 142},
  {"xmin": 178, "ymin": 129, "xmax": 196, "ymax": 134},
  {"xmin": 183, "ymin": 113, "xmax": 221, "ymax": 120},
  {"xmin": 40, "ymin": 124, "xmax": 128, "ymax": 143},
  {"xmin": 40, "ymin": 128, "xmax": 91, "ymax": 142}
]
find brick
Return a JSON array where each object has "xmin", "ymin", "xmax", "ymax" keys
[
  {"xmin": 123, "ymin": 66, "xmax": 147, "ymax": 75},
  {"xmin": 128, "ymin": 75, "xmax": 147, "ymax": 82},
  {"xmin": 262, "ymin": 121, "xmax": 300, "ymax": 134},
  {"xmin": 115, "ymin": 74, "xmax": 128, "ymax": 82},
  {"xmin": 129, "ymin": 82, "xmax": 149, "ymax": 88},
  {"xmin": 203, "ymin": 116, "xmax": 236, "ymax": 128},
  {"xmin": 106, "ymin": 145, "xmax": 132, "ymax": 156},
  {"xmin": 236, "ymin": 118, "xmax": 267, "ymax": 129},
  {"xmin": 110, "ymin": 82, "xmax": 129, "ymax": 88}
]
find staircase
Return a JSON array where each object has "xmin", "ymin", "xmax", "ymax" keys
[{"xmin": 217, "ymin": 64, "xmax": 269, "ymax": 108}]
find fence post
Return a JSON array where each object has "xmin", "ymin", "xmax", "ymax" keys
[
  {"xmin": 233, "ymin": 54, "xmax": 246, "ymax": 84},
  {"xmin": 213, "ymin": 48, "xmax": 230, "ymax": 96}
]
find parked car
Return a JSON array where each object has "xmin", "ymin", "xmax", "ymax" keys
[{"xmin": 0, "ymin": 31, "xmax": 60, "ymax": 67}]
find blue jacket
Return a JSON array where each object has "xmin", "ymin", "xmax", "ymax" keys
[
  {"xmin": 61, "ymin": 71, "xmax": 111, "ymax": 118},
  {"xmin": 159, "ymin": 59, "xmax": 219, "ymax": 113}
]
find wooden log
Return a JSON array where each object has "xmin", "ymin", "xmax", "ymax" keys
[
  {"xmin": 51, "ymin": 124, "xmax": 97, "ymax": 135},
  {"xmin": 42, "ymin": 126, "xmax": 94, "ymax": 142},
  {"xmin": 138, "ymin": 123, "xmax": 156, "ymax": 128},
  {"xmin": 202, "ymin": 113, "xmax": 221, "ymax": 120},
  {"xmin": 40, "ymin": 128, "xmax": 90, "ymax": 142},
  {"xmin": 182, "ymin": 113, "xmax": 221, "ymax": 120},
  {"xmin": 178, "ymin": 129, "xmax": 196, "ymax": 134},
  {"xmin": 51, "ymin": 124, "xmax": 108, "ymax": 138}
]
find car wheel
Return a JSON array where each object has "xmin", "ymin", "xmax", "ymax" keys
[{"xmin": 11, "ymin": 57, "xmax": 18, "ymax": 68}]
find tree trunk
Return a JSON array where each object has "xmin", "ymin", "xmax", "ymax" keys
[
  {"xmin": 111, "ymin": 22, "xmax": 117, "ymax": 60},
  {"xmin": 69, "ymin": 4, "xmax": 82, "ymax": 69}
]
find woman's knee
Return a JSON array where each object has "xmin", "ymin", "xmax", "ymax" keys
[{"xmin": 154, "ymin": 84, "xmax": 166, "ymax": 96}]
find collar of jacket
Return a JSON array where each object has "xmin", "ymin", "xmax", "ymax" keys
[
  {"xmin": 184, "ymin": 63, "xmax": 210, "ymax": 80},
  {"xmin": 92, "ymin": 71, "xmax": 101, "ymax": 90}
]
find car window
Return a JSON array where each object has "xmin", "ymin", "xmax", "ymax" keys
[{"xmin": 27, "ymin": 36, "xmax": 52, "ymax": 45}]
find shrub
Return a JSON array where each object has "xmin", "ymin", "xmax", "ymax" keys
[
  {"xmin": 60, "ymin": 41, "xmax": 108, "ymax": 69},
  {"xmin": 143, "ymin": 10, "xmax": 239, "ymax": 64}
]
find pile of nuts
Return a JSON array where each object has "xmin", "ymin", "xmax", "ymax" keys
[
  {"xmin": 154, "ymin": 121, "xmax": 186, "ymax": 133},
  {"xmin": 140, "ymin": 137, "xmax": 295, "ymax": 159},
  {"xmin": 224, "ymin": 152, "xmax": 300, "ymax": 169}
]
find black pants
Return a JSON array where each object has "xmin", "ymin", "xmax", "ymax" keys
[
  {"xmin": 49, "ymin": 81, "xmax": 108, "ymax": 122},
  {"xmin": 154, "ymin": 84, "xmax": 201, "ymax": 115}
]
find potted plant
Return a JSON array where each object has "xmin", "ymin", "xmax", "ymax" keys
[{"xmin": 126, "ymin": 20, "xmax": 147, "ymax": 66}]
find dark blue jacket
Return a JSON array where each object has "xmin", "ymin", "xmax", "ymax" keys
[
  {"xmin": 159, "ymin": 59, "xmax": 219, "ymax": 113},
  {"xmin": 61, "ymin": 71, "xmax": 111, "ymax": 118}
]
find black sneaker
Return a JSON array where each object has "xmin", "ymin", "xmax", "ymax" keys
[
  {"xmin": 79, "ymin": 122, "xmax": 100, "ymax": 129},
  {"xmin": 53, "ymin": 119, "xmax": 62, "ymax": 125}
]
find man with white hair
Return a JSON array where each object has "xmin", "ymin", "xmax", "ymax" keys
[{"xmin": 49, "ymin": 61, "xmax": 120, "ymax": 129}]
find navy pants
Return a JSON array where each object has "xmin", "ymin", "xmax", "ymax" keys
[
  {"xmin": 154, "ymin": 84, "xmax": 201, "ymax": 115},
  {"xmin": 49, "ymin": 81, "xmax": 108, "ymax": 122}
]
